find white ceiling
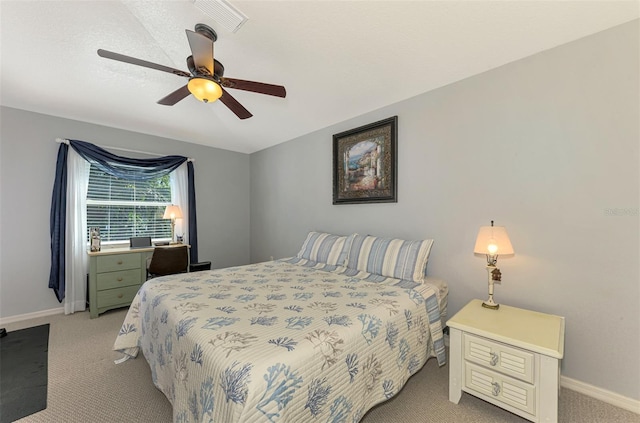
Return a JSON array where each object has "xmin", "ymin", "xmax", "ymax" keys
[{"xmin": 1, "ymin": 1, "xmax": 638, "ymax": 154}]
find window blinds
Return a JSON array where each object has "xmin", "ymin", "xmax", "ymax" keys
[{"xmin": 86, "ymin": 165, "xmax": 172, "ymax": 242}]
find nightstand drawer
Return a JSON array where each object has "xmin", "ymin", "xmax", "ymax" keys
[
  {"xmin": 96, "ymin": 269, "xmax": 142, "ymax": 290},
  {"xmin": 97, "ymin": 253, "xmax": 140, "ymax": 273},
  {"xmin": 97, "ymin": 285, "xmax": 140, "ymax": 309},
  {"xmin": 465, "ymin": 362, "xmax": 536, "ymax": 416},
  {"xmin": 464, "ymin": 333, "xmax": 534, "ymax": 383}
]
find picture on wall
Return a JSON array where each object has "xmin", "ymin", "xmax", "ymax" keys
[{"xmin": 333, "ymin": 116, "xmax": 397, "ymax": 204}]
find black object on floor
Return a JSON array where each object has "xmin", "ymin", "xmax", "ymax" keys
[
  {"xmin": 0, "ymin": 324, "xmax": 49, "ymax": 423},
  {"xmin": 189, "ymin": 261, "xmax": 212, "ymax": 272}
]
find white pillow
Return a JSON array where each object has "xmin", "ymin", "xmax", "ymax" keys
[
  {"xmin": 296, "ymin": 232, "xmax": 350, "ymax": 266},
  {"xmin": 345, "ymin": 234, "xmax": 434, "ymax": 283}
]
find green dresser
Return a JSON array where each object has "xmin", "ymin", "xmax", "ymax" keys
[{"xmin": 88, "ymin": 248, "xmax": 154, "ymax": 318}]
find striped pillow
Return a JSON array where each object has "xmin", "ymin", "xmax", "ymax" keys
[
  {"xmin": 296, "ymin": 232, "xmax": 350, "ymax": 266},
  {"xmin": 346, "ymin": 234, "xmax": 434, "ymax": 283}
]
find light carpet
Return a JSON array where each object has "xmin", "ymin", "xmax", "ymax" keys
[{"xmin": 4, "ymin": 309, "xmax": 638, "ymax": 423}]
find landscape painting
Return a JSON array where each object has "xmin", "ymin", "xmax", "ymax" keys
[{"xmin": 333, "ymin": 116, "xmax": 397, "ymax": 204}]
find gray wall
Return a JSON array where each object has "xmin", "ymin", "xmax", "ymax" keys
[
  {"xmin": 0, "ymin": 107, "xmax": 251, "ymax": 318},
  {"xmin": 250, "ymin": 21, "xmax": 639, "ymax": 400}
]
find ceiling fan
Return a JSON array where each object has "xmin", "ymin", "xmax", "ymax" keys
[{"xmin": 97, "ymin": 24, "xmax": 286, "ymax": 119}]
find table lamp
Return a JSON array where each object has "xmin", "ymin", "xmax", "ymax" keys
[
  {"xmin": 474, "ymin": 220, "xmax": 514, "ymax": 309},
  {"xmin": 163, "ymin": 204, "xmax": 183, "ymax": 244}
]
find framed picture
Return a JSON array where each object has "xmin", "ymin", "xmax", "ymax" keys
[
  {"xmin": 333, "ymin": 116, "xmax": 398, "ymax": 204},
  {"xmin": 90, "ymin": 227, "xmax": 101, "ymax": 252}
]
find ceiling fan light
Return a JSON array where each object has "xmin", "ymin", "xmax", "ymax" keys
[{"xmin": 188, "ymin": 77, "xmax": 222, "ymax": 103}]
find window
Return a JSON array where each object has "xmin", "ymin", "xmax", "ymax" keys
[{"xmin": 86, "ymin": 165, "xmax": 172, "ymax": 243}]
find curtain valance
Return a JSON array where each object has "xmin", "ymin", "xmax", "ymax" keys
[{"xmin": 69, "ymin": 140, "xmax": 187, "ymax": 181}]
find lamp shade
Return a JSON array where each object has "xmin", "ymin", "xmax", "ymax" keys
[
  {"xmin": 163, "ymin": 205, "xmax": 183, "ymax": 220},
  {"xmin": 474, "ymin": 225, "xmax": 514, "ymax": 255},
  {"xmin": 188, "ymin": 77, "xmax": 222, "ymax": 103}
]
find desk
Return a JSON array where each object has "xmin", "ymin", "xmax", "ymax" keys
[{"xmin": 88, "ymin": 247, "xmax": 155, "ymax": 318}]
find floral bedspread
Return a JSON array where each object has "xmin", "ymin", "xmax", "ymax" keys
[{"xmin": 114, "ymin": 259, "xmax": 446, "ymax": 422}]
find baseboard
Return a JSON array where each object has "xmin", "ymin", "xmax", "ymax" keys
[
  {"xmin": 0, "ymin": 307, "xmax": 64, "ymax": 326},
  {"xmin": 561, "ymin": 376, "xmax": 640, "ymax": 414}
]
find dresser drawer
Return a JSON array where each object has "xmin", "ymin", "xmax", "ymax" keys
[
  {"xmin": 97, "ymin": 285, "xmax": 141, "ymax": 309},
  {"xmin": 97, "ymin": 253, "xmax": 140, "ymax": 273},
  {"xmin": 96, "ymin": 269, "xmax": 142, "ymax": 290},
  {"xmin": 464, "ymin": 333, "xmax": 534, "ymax": 383},
  {"xmin": 465, "ymin": 361, "xmax": 536, "ymax": 416}
]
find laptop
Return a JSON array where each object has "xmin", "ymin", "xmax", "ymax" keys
[{"xmin": 129, "ymin": 236, "xmax": 152, "ymax": 249}]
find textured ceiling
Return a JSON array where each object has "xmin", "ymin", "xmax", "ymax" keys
[{"xmin": 1, "ymin": 1, "xmax": 638, "ymax": 154}]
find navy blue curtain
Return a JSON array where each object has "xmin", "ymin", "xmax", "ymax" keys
[
  {"xmin": 49, "ymin": 140, "xmax": 199, "ymax": 302},
  {"xmin": 187, "ymin": 161, "xmax": 198, "ymax": 263},
  {"xmin": 48, "ymin": 143, "xmax": 69, "ymax": 302},
  {"xmin": 70, "ymin": 140, "xmax": 186, "ymax": 180}
]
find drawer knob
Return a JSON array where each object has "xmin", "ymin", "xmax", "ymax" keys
[
  {"xmin": 117, "ymin": 260, "xmax": 123, "ymax": 265},
  {"xmin": 117, "ymin": 277, "xmax": 123, "ymax": 282},
  {"xmin": 492, "ymin": 382, "xmax": 501, "ymax": 397},
  {"xmin": 117, "ymin": 293, "xmax": 124, "ymax": 299},
  {"xmin": 490, "ymin": 352, "xmax": 499, "ymax": 366}
]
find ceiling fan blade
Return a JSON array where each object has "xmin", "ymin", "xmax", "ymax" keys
[
  {"xmin": 185, "ymin": 30, "xmax": 214, "ymax": 76},
  {"xmin": 157, "ymin": 85, "xmax": 191, "ymax": 106},
  {"xmin": 97, "ymin": 49, "xmax": 190, "ymax": 77},
  {"xmin": 220, "ymin": 78, "xmax": 287, "ymax": 98},
  {"xmin": 219, "ymin": 88, "xmax": 252, "ymax": 119}
]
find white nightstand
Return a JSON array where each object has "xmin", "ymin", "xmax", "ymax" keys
[{"xmin": 447, "ymin": 299, "xmax": 565, "ymax": 423}]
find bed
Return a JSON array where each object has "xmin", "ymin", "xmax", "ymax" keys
[{"xmin": 114, "ymin": 232, "xmax": 447, "ymax": 422}]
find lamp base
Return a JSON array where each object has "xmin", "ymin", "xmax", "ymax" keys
[
  {"xmin": 483, "ymin": 265, "xmax": 500, "ymax": 310},
  {"xmin": 482, "ymin": 301, "xmax": 500, "ymax": 310}
]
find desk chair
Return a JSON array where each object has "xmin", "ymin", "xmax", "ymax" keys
[{"xmin": 146, "ymin": 245, "xmax": 189, "ymax": 280}]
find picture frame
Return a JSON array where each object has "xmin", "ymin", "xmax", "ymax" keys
[
  {"xmin": 333, "ymin": 116, "xmax": 398, "ymax": 204},
  {"xmin": 90, "ymin": 227, "xmax": 101, "ymax": 252}
]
